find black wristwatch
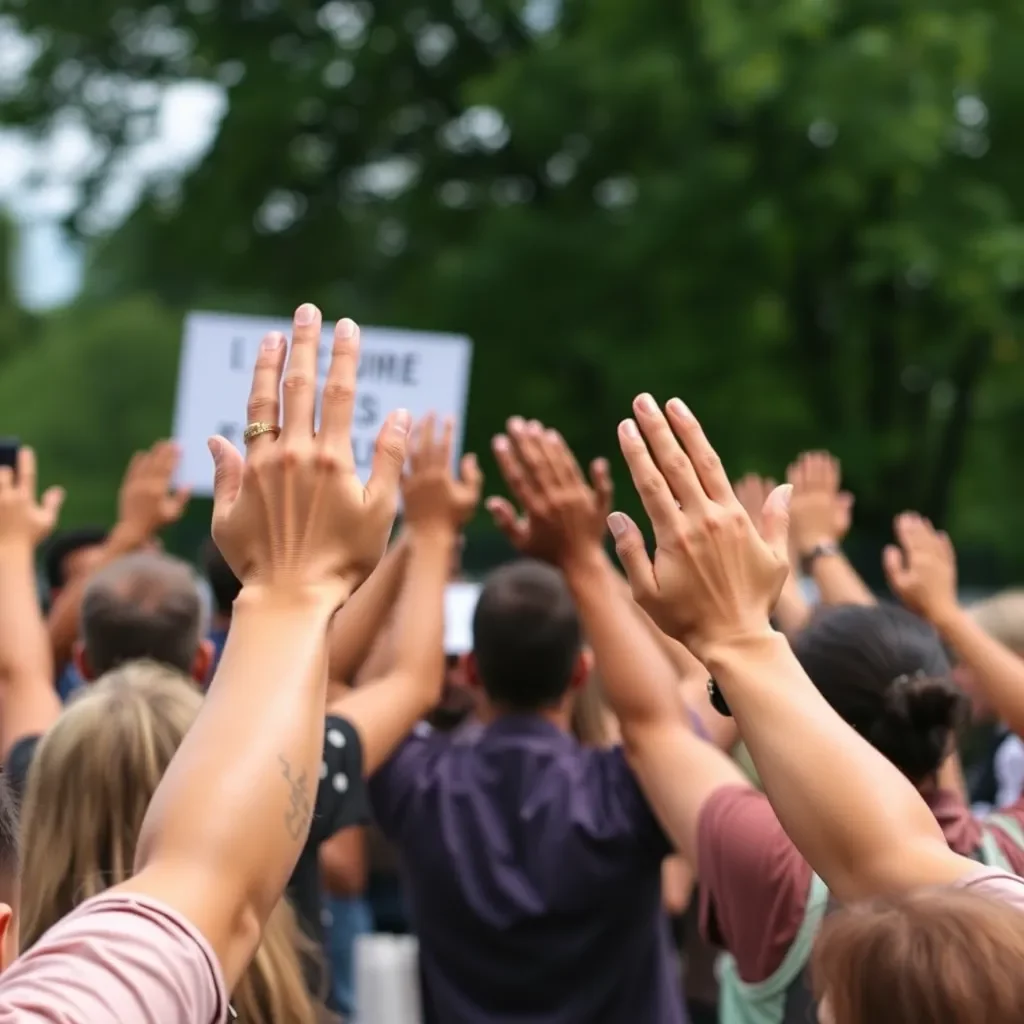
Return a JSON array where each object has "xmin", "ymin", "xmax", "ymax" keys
[
  {"xmin": 799, "ymin": 541, "xmax": 841, "ymax": 576},
  {"xmin": 707, "ymin": 677, "xmax": 732, "ymax": 717}
]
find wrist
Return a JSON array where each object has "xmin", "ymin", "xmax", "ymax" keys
[
  {"xmin": 404, "ymin": 522, "xmax": 457, "ymax": 551},
  {"xmin": 560, "ymin": 542, "xmax": 608, "ymax": 582},
  {"xmin": 692, "ymin": 626, "xmax": 784, "ymax": 675},
  {"xmin": 108, "ymin": 520, "xmax": 151, "ymax": 553},
  {"xmin": 234, "ymin": 584, "xmax": 345, "ymax": 621},
  {"xmin": 927, "ymin": 601, "xmax": 965, "ymax": 636},
  {"xmin": 0, "ymin": 536, "xmax": 36, "ymax": 560}
]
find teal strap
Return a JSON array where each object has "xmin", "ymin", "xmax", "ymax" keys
[
  {"xmin": 984, "ymin": 812, "xmax": 1024, "ymax": 855},
  {"xmin": 976, "ymin": 828, "xmax": 1012, "ymax": 871}
]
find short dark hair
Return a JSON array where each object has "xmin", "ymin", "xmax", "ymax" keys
[
  {"xmin": 82, "ymin": 553, "xmax": 206, "ymax": 677},
  {"xmin": 0, "ymin": 773, "xmax": 18, "ymax": 900},
  {"xmin": 792, "ymin": 603, "xmax": 965, "ymax": 782},
  {"xmin": 472, "ymin": 560, "xmax": 582, "ymax": 711},
  {"xmin": 200, "ymin": 538, "xmax": 241, "ymax": 616},
  {"xmin": 43, "ymin": 527, "xmax": 108, "ymax": 591}
]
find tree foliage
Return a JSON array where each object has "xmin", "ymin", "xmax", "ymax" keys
[{"xmin": 5, "ymin": 0, "xmax": 1024, "ymax": 575}]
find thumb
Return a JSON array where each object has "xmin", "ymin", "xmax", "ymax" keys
[
  {"xmin": 208, "ymin": 436, "xmax": 243, "ymax": 508},
  {"xmin": 367, "ymin": 409, "xmax": 411, "ymax": 503},
  {"xmin": 485, "ymin": 496, "xmax": 527, "ymax": 547},
  {"xmin": 882, "ymin": 544, "xmax": 908, "ymax": 592},
  {"xmin": 759, "ymin": 484, "xmax": 792, "ymax": 562},
  {"xmin": 607, "ymin": 512, "xmax": 657, "ymax": 602},
  {"xmin": 460, "ymin": 452, "xmax": 483, "ymax": 490},
  {"xmin": 41, "ymin": 486, "xmax": 65, "ymax": 526}
]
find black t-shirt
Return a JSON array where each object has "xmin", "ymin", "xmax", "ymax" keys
[{"xmin": 3, "ymin": 713, "xmax": 370, "ymax": 940}]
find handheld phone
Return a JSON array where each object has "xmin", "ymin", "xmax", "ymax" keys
[{"xmin": 0, "ymin": 438, "xmax": 19, "ymax": 476}]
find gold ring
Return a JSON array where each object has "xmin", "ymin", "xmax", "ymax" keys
[{"xmin": 242, "ymin": 421, "xmax": 281, "ymax": 444}]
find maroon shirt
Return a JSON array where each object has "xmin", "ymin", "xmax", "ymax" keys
[
  {"xmin": 370, "ymin": 716, "xmax": 686, "ymax": 1024},
  {"xmin": 697, "ymin": 785, "xmax": 1024, "ymax": 983}
]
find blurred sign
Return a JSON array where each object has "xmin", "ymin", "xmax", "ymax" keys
[
  {"xmin": 444, "ymin": 582, "xmax": 481, "ymax": 655},
  {"xmin": 172, "ymin": 311, "xmax": 473, "ymax": 496}
]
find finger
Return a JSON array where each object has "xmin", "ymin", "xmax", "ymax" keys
[
  {"xmin": 543, "ymin": 429, "xmax": 581, "ymax": 486},
  {"xmin": 366, "ymin": 409, "xmax": 412, "ymax": 503},
  {"xmin": 492, "ymin": 434, "xmax": 533, "ymax": 510},
  {"xmin": 411, "ymin": 414, "xmax": 437, "ymax": 472},
  {"xmin": 664, "ymin": 397, "xmax": 734, "ymax": 504},
  {"xmin": 318, "ymin": 318, "xmax": 361, "ymax": 450},
  {"xmin": 17, "ymin": 447, "xmax": 37, "ymax": 497},
  {"xmin": 209, "ymin": 436, "xmax": 244, "ymax": 508},
  {"xmin": 281, "ymin": 303, "xmax": 322, "ymax": 441},
  {"xmin": 759, "ymin": 484, "xmax": 793, "ymax": 564},
  {"xmin": 938, "ymin": 530, "xmax": 956, "ymax": 563},
  {"xmin": 617, "ymin": 418, "xmax": 681, "ymax": 539},
  {"xmin": 437, "ymin": 417, "xmax": 454, "ymax": 469},
  {"xmin": 41, "ymin": 486, "xmax": 66, "ymax": 526},
  {"xmin": 607, "ymin": 512, "xmax": 658, "ymax": 603},
  {"xmin": 589, "ymin": 458, "xmax": 614, "ymax": 516},
  {"xmin": 170, "ymin": 487, "xmax": 192, "ymax": 517},
  {"xmin": 155, "ymin": 441, "xmax": 181, "ymax": 481},
  {"xmin": 882, "ymin": 544, "xmax": 908, "ymax": 591},
  {"xmin": 509, "ymin": 419, "xmax": 559, "ymax": 491},
  {"xmin": 460, "ymin": 452, "xmax": 483, "ymax": 491},
  {"xmin": 246, "ymin": 332, "xmax": 287, "ymax": 453},
  {"xmin": 632, "ymin": 394, "xmax": 705, "ymax": 508},
  {"xmin": 485, "ymin": 496, "xmax": 529, "ymax": 547}
]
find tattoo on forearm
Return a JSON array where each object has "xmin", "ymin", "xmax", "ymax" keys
[{"xmin": 279, "ymin": 756, "xmax": 313, "ymax": 841}]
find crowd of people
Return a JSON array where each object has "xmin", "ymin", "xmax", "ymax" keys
[{"xmin": 0, "ymin": 303, "xmax": 1021, "ymax": 1023}]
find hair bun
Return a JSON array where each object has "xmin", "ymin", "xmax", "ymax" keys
[{"xmin": 870, "ymin": 673, "xmax": 965, "ymax": 779}]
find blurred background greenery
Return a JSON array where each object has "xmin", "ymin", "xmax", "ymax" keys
[{"xmin": 2, "ymin": 0, "xmax": 1024, "ymax": 584}]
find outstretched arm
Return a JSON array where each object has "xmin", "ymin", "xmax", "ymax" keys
[
  {"xmin": 114, "ymin": 308, "xmax": 411, "ymax": 988},
  {"xmin": 614, "ymin": 394, "xmax": 975, "ymax": 904}
]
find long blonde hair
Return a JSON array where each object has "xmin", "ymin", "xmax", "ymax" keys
[{"xmin": 19, "ymin": 661, "xmax": 329, "ymax": 1024}]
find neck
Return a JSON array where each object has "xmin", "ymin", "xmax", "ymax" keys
[{"xmin": 476, "ymin": 700, "xmax": 572, "ymax": 733}]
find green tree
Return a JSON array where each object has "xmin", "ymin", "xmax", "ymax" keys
[{"xmin": 8, "ymin": 0, "xmax": 1024, "ymax": 573}]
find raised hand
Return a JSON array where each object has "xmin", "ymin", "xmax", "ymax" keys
[
  {"xmin": 402, "ymin": 415, "xmax": 481, "ymax": 535},
  {"xmin": 116, "ymin": 440, "xmax": 191, "ymax": 544},
  {"xmin": 609, "ymin": 394, "xmax": 790, "ymax": 657},
  {"xmin": 0, "ymin": 448, "xmax": 64, "ymax": 549},
  {"xmin": 786, "ymin": 451, "xmax": 854, "ymax": 555},
  {"xmin": 883, "ymin": 512, "xmax": 958, "ymax": 625},
  {"xmin": 208, "ymin": 305, "xmax": 410, "ymax": 603},
  {"xmin": 487, "ymin": 416, "xmax": 612, "ymax": 566},
  {"xmin": 734, "ymin": 473, "xmax": 777, "ymax": 537}
]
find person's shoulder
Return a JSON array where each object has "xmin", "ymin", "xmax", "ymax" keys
[{"xmin": 956, "ymin": 866, "xmax": 1024, "ymax": 915}]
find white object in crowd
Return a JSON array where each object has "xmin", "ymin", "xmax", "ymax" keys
[
  {"xmin": 353, "ymin": 934, "xmax": 423, "ymax": 1024},
  {"xmin": 444, "ymin": 582, "xmax": 481, "ymax": 655},
  {"xmin": 172, "ymin": 310, "xmax": 473, "ymax": 496}
]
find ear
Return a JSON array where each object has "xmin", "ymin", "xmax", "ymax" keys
[
  {"xmin": 570, "ymin": 647, "xmax": 595, "ymax": 691},
  {"xmin": 0, "ymin": 901, "xmax": 14, "ymax": 970},
  {"xmin": 463, "ymin": 653, "xmax": 481, "ymax": 690},
  {"xmin": 73, "ymin": 640, "xmax": 94, "ymax": 683},
  {"xmin": 193, "ymin": 639, "xmax": 215, "ymax": 686}
]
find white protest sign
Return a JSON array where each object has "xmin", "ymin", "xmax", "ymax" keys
[
  {"xmin": 444, "ymin": 582, "xmax": 481, "ymax": 655},
  {"xmin": 172, "ymin": 311, "xmax": 473, "ymax": 496}
]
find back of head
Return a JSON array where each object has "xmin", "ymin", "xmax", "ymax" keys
[
  {"xmin": 201, "ymin": 538, "xmax": 241, "ymax": 617},
  {"xmin": 82, "ymin": 552, "xmax": 208, "ymax": 676},
  {"xmin": 812, "ymin": 888, "xmax": 1024, "ymax": 1024},
  {"xmin": 792, "ymin": 603, "xmax": 964, "ymax": 782},
  {"xmin": 19, "ymin": 662, "xmax": 324, "ymax": 1024},
  {"xmin": 969, "ymin": 589, "xmax": 1024, "ymax": 654},
  {"xmin": 473, "ymin": 560, "xmax": 582, "ymax": 711}
]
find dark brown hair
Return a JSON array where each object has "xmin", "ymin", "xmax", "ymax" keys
[{"xmin": 812, "ymin": 888, "xmax": 1024, "ymax": 1024}]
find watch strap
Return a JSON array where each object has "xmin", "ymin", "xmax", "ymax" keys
[{"xmin": 800, "ymin": 541, "xmax": 841, "ymax": 575}]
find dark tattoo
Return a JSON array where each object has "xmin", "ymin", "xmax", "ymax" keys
[{"xmin": 279, "ymin": 755, "xmax": 313, "ymax": 841}]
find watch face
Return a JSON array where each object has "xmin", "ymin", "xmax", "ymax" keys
[{"xmin": 707, "ymin": 678, "xmax": 733, "ymax": 717}]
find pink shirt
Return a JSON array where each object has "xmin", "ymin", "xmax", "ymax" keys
[
  {"xmin": 959, "ymin": 867, "xmax": 1024, "ymax": 912},
  {"xmin": 0, "ymin": 893, "xmax": 228, "ymax": 1024}
]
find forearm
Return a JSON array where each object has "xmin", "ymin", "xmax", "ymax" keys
[
  {"xmin": 336, "ymin": 530, "xmax": 451, "ymax": 773},
  {"xmin": 0, "ymin": 543, "xmax": 61, "ymax": 756},
  {"xmin": 128, "ymin": 588, "xmax": 337, "ymax": 986},
  {"xmin": 810, "ymin": 552, "xmax": 875, "ymax": 607},
  {"xmin": 564, "ymin": 549, "xmax": 689, "ymax": 730},
  {"xmin": 773, "ymin": 572, "xmax": 812, "ymax": 637},
  {"xmin": 328, "ymin": 536, "xmax": 408, "ymax": 685},
  {"xmin": 704, "ymin": 631, "xmax": 947, "ymax": 901},
  {"xmin": 47, "ymin": 523, "xmax": 144, "ymax": 664},
  {"xmin": 934, "ymin": 605, "xmax": 1024, "ymax": 738}
]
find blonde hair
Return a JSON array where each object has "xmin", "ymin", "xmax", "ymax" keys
[
  {"xmin": 811, "ymin": 888, "xmax": 1024, "ymax": 1024},
  {"xmin": 969, "ymin": 589, "xmax": 1024, "ymax": 653},
  {"xmin": 570, "ymin": 671, "xmax": 620, "ymax": 749},
  {"xmin": 20, "ymin": 661, "xmax": 329, "ymax": 1024}
]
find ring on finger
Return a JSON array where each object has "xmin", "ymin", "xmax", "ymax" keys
[{"xmin": 243, "ymin": 421, "xmax": 281, "ymax": 445}]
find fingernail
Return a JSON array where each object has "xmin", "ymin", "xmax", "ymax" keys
[
  {"xmin": 778, "ymin": 484, "xmax": 793, "ymax": 511},
  {"xmin": 337, "ymin": 317, "xmax": 357, "ymax": 338},
  {"xmin": 634, "ymin": 393, "xmax": 657, "ymax": 414},
  {"xmin": 545, "ymin": 429, "xmax": 560, "ymax": 442},
  {"xmin": 262, "ymin": 332, "xmax": 284, "ymax": 351},
  {"xmin": 595, "ymin": 458, "xmax": 609, "ymax": 472},
  {"xmin": 620, "ymin": 419, "xmax": 640, "ymax": 439},
  {"xmin": 208, "ymin": 438, "xmax": 222, "ymax": 457},
  {"xmin": 492, "ymin": 436, "xmax": 510, "ymax": 452},
  {"xmin": 485, "ymin": 497, "xmax": 499, "ymax": 510},
  {"xmin": 508, "ymin": 417, "xmax": 525, "ymax": 432},
  {"xmin": 608, "ymin": 512, "xmax": 627, "ymax": 538},
  {"xmin": 394, "ymin": 409, "xmax": 411, "ymax": 434},
  {"xmin": 295, "ymin": 303, "xmax": 318, "ymax": 325},
  {"xmin": 667, "ymin": 397, "xmax": 691, "ymax": 419}
]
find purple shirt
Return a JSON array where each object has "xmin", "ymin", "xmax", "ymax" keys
[{"xmin": 370, "ymin": 716, "xmax": 686, "ymax": 1024}]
